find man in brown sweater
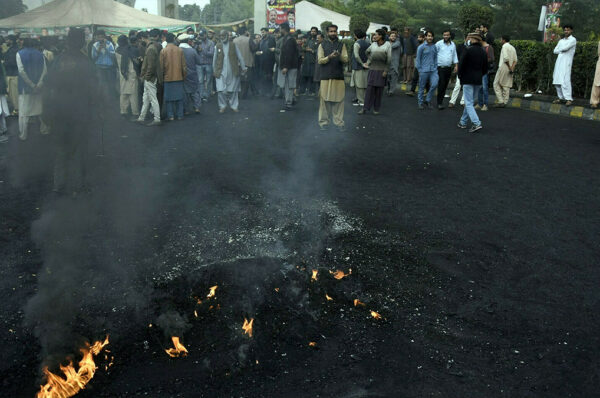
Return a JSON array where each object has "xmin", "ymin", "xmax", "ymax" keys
[
  {"xmin": 160, "ymin": 33, "xmax": 186, "ymax": 121},
  {"xmin": 137, "ymin": 29, "xmax": 163, "ymax": 126}
]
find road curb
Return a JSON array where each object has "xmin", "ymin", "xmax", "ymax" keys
[{"xmin": 396, "ymin": 83, "xmax": 599, "ymax": 122}]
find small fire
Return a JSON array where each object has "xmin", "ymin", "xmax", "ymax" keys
[
  {"xmin": 274, "ymin": 287, "xmax": 280, "ymax": 292},
  {"xmin": 196, "ymin": 298, "xmax": 203, "ymax": 305},
  {"xmin": 308, "ymin": 341, "xmax": 317, "ymax": 347},
  {"xmin": 354, "ymin": 299, "xmax": 366, "ymax": 307},
  {"xmin": 330, "ymin": 269, "xmax": 351, "ymax": 280},
  {"xmin": 165, "ymin": 336, "xmax": 188, "ymax": 358},
  {"xmin": 36, "ymin": 336, "xmax": 110, "ymax": 398},
  {"xmin": 242, "ymin": 318, "xmax": 254, "ymax": 337},
  {"xmin": 311, "ymin": 270, "xmax": 318, "ymax": 282},
  {"xmin": 370, "ymin": 311, "xmax": 382, "ymax": 320},
  {"xmin": 325, "ymin": 294, "xmax": 333, "ymax": 301},
  {"xmin": 207, "ymin": 285, "xmax": 218, "ymax": 299}
]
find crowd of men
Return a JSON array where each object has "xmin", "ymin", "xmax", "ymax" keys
[{"xmin": 0, "ymin": 20, "xmax": 592, "ymax": 144}]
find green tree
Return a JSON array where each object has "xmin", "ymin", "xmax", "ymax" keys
[
  {"xmin": 179, "ymin": 4, "xmax": 202, "ymax": 22},
  {"xmin": 0, "ymin": 0, "xmax": 26, "ymax": 19},
  {"xmin": 561, "ymin": 0, "xmax": 600, "ymax": 40},
  {"xmin": 349, "ymin": 14, "xmax": 369, "ymax": 34},
  {"xmin": 199, "ymin": 0, "xmax": 252, "ymax": 24},
  {"xmin": 457, "ymin": 4, "xmax": 494, "ymax": 36}
]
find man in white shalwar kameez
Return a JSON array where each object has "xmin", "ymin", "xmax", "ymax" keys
[
  {"xmin": 213, "ymin": 30, "xmax": 246, "ymax": 113},
  {"xmin": 552, "ymin": 25, "xmax": 577, "ymax": 106}
]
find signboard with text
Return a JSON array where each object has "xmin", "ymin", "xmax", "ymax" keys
[{"xmin": 267, "ymin": 0, "xmax": 295, "ymax": 32}]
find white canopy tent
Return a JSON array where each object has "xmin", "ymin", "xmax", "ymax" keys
[
  {"xmin": 0, "ymin": 0, "xmax": 193, "ymax": 32},
  {"xmin": 295, "ymin": 0, "xmax": 387, "ymax": 34}
]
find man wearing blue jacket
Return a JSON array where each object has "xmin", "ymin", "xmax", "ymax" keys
[{"xmin": 415, "ymin": 30, "xmax": 438, "ymax": 109}]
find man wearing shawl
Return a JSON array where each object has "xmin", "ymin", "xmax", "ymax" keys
[
  {"xmin": 115, "ymin": 35, "xmax": 141, "ymax": 119},
  {"xmin": 213, "ymin": 30, "xmax": 246, "ymax": 113}
]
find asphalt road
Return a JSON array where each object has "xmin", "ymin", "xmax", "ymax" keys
[{"xmin": 0, "ymin": 91, "xmax": 599, "ymax": 398}]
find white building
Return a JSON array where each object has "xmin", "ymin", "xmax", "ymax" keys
[{"xmin": 23, "ymin": 0, "xmax": 137, "ymax": 11}]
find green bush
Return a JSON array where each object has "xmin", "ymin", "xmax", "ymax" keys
[{"xmin": 505, "ymin": 40, "xmax": 598, "ymax": 99}]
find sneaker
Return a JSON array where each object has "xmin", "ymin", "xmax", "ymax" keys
[
  {"xmin": 0, "ymin": 134, "xmax": 8, "ymax": 143},
  {"xmin": 474, "ymin": 104, "xmax": 481, "ymax": 110},
  {"xmin": 352, "ymin": 102, "xmax": 360, "ymax": 106},
  {"xmin": 232, "ymin": 108, "xmax": 239, "ymax": 113},
  {"xmin": 219, "ymin": 108, "xmax": 225, "ymax": 114},
  {"xmin": 552, "ymin": 98, "xmax": 562, "ymax": 104},
  {"xmin": 147, "ymin": 120, "xmax": 162, "ymax": 127},
  {"xmin": 406, "ymin": 91, "xmax": 415, "ymax": 97},
  {"xmin": 319, "ymin": 124, "xmax": 328, "ymax": 131},
  {"xmin": 493, "ymin": 103, "xmax": 506, "ymax": 108},
  {"xmin": 565, "ymin": 101, "xmax": 573, "ymax": 107},
  {"xmin": 358, "ymin": 109, "xmax": 366, "ymax": 114},
  {"xmin": 448, "ymin": 103, "xmax": 455, "ymax": 108},
  {"xmin": 437, "ymin": 104, "xmax": 445, "ymax": 110},
  {"xmin": 457, "ymin": 123, "xmax": 467, "ymax": 129},
  {"xmin": 426, "ymin": 102, "xmax": 433, "ymax": 110},
  {"xmin": 418, "ymin": 103, "xmax": 425, "ymax": 110},
  {"xmin": 168, "ymin": 117, "xmax": 175, "ymax": 121},
  {"xmin": 469, "ymin": 124, "xmax": 483, "ymax": 133},
  {"xmin": 135, "ymin": 118, "xmax": 146, "ymax": 124},
  {"xmin": 373, "ymin": 111, "xmax": 380, "ymax": 115},
  {"xmin": 481, "ymin": 105, "xmax": 488, "ymax": 111}
]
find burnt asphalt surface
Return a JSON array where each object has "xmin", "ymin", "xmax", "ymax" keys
[{"xmin": 1, "ymin": 91, "xmax": 599, "ymax": 398}]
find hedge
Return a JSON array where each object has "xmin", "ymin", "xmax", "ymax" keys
[
  {"xmin": 340, "ymin": 37, "xmax": 599, "ymax": 99},
  {"xmin": 501, "ymin": 40, "xmax": 598, "ymax": 99}
]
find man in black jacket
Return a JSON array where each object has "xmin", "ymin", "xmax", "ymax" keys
[
  {"xmin": 457, "ymin": 32, "xmax": 488, "ymax": 133},
  {"xmin": 277, "ymin": 22, "xmax": 299, "ymax": 111},
  {"xmin": 257, "ymin": 28, "xmax": 276, "ymax": 96}
]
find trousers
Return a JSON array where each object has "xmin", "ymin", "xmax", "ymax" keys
[
  {"xmin": 436, "ymin": 66, "xmax": 452, "ymax": 105},
  {"xmin": 418, "ymin": 70, "xmax": 439, "ymax": 105},
  {"xmin": 555, "ymin": 84, "xmax": 573, "ymax": 101},
  {"xmin": 120, "ymin": 93, "xmax": 139, "ymax": 115},
  {"xmin": 450, "ymin": 77, "xmax": 464, "ymax": 105},
  {"xmin": 318, "ymin": 98, "xmax": 344, "ymax": 127},
  {"xmin": 493, "ymin": 79, "xmax": 511, "ymax": 104},
  {"xmin": 218, "ymin": 91, "xmax": 239, "ymax": 111},
  {"xmin": 6, "ymin": 76, "xmax": 19, "ymax": 111},
  {"xmin": 139, "ymin": 79, "xmax": 161, "ymax": 121},
  {"xmin": 460, "ymin": 84, "xmax": 482, "ymax": 127},
  {"xmin": 197, "ymin": 64, "xmax": 213, "ymax": 100}
]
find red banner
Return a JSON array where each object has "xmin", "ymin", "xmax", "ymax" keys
[{"xmin": 267, "ymin": 0, "xmax": 295, "ymax": 32}]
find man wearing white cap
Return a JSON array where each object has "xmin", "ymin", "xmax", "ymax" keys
[{"xmin": 178, "ymin": 33, "xmax": 202, "ymax": 114}]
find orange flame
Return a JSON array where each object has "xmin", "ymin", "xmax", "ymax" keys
[
  {"xmin": 330, "ymin": 269, "xmax": 351, "ymax": 280},
  {"xmin": 274, "ymin": 287, "xmax": 280, "ymax": 292},
  {"xmin": 242, "ymin": 318, "xmax": 254, "ymax": 337},
  {"xmin": 36, "ymin": 336, "xmax": 109, "ymax": 398},
  {"xmin": 207, "ymin": 285, "xmax": 218, "ymax": 299},
  {"xmin": 308, "ymin": 341, "xmax": 317, "ymax": 347},
  {"xmin": 354, "ymin": 299, "xmax": 366, "ymax": 307},
  {"xmin": 311, "ymin": 270, "xmax": 318, "ymax": 282},
  {"xmin": 165, "ymin": 336, "xmax": 188, "ymax": 358},
  {"xmin": 370, "ymin": 311, "xmax": 382, "ymax": 320},
  {"xmin": 325, "ymin": 294, "xmax": 333, "ymax": 301}
]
